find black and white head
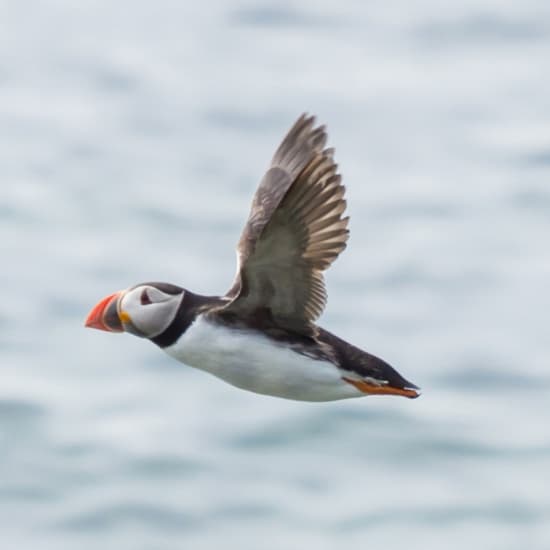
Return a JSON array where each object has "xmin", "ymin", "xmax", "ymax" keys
[{"xmin": 85, "ymin": 282, "xmax": 185, "ymax": 339}]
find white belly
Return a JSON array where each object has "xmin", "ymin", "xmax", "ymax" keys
[{"xmin": 163, "ymin": 315, "xmax": 362, "ymax": 401}]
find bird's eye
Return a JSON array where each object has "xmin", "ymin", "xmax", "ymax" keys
[{"xmin": 140, "ymin": 288, "xmax": 153, "ymax": 305}]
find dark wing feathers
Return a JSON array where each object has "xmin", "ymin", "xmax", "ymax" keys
[
  {"xmin": 271, "ymin": 116, "xmax": 328, "ymax": 179},
  {"xmin": 220, "ymin": 114, "xmax": 349, "ymax": 334}
]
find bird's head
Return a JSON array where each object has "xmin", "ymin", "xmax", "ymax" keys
[{"xmin": 85, "ymin": 282, "xmax": 185, "ymax": 339}]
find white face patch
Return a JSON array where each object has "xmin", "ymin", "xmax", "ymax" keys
[{"xmin": 119, "ymin": 285, "xmax": 184, "ymax": 338}]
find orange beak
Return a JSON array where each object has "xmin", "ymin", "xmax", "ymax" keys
[{"xmin": 85, "ymin": 291, "xmax": 124, "ymax": 332}]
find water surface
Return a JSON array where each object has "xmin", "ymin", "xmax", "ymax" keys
[{"xmin": 1, "ymin": 1, "xmax": 549, "ymax": 549}]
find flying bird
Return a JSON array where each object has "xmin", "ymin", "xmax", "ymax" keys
[{"xmin": 85, "ymin": 115, "xmax": 420, "ymax": 401}]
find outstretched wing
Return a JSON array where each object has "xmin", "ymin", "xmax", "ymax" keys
[{"xmin": 221, "ymin": 114, "xmax": 349, "ymax": 333}]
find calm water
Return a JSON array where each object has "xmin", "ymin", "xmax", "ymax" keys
[{"xmin": 1, "ymin": 1, "xmax": 550, "ymax": 549}]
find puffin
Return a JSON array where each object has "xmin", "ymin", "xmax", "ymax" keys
[{"xmin": 85, "ymin": 114, "xmax": 420, "ymax": 402}]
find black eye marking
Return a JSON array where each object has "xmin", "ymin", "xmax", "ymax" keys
[{"xmin": 140, "ymin": 288, "xmax": 153, "ymax": 305}]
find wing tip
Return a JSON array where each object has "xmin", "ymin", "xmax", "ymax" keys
[{"xmin": 271, "ymin": 113, "xmax": 330, "ymax": 178}]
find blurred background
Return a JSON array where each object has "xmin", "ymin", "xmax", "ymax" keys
[{"xmin": 1, "ymin": 1, "xmax": 549, "ymax": 549}]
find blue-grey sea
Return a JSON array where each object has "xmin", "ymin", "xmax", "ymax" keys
[{"xmin": 1, "ymin": 1, "xmax": 549, "ymax": 549}]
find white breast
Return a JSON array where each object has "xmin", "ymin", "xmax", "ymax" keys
[{"xmin": 163, "ymin": 315, "xmax": 362, "ymax": 401}]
